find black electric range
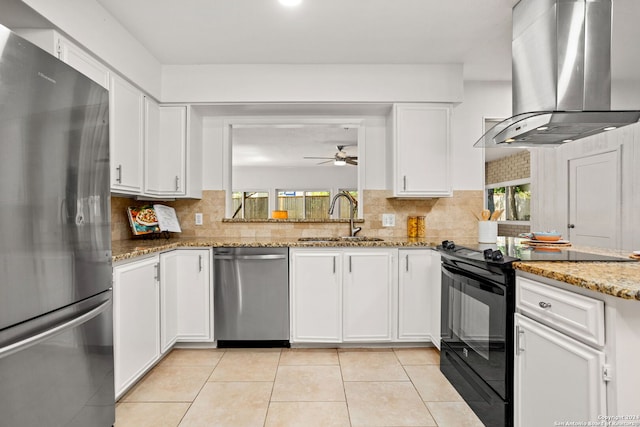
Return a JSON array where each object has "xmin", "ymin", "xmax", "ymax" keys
[{"xmin": 436, "ymin": 239, "xmax": 633, "ymax": 427}]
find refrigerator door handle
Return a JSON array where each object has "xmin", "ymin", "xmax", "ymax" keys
[{"xmin": 0, "ymin": 297, "xmax": 112, "ymax": 360}]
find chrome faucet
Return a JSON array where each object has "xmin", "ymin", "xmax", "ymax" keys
[{"xmin": 328, "ymin": 191, "xmax": 361, "ymax": 237}]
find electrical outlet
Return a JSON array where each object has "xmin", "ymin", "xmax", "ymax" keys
[
  {"xmin": 195, "ymin": 213, "xmax": 203, "ymax": 225},
  {"xmin": 382, "ymin": 213, "xmax": 395, "ymax": 227}
]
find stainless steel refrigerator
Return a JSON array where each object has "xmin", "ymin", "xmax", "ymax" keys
[{"xmin": 0, "ymin": 25, "xmax": 115, "ymax": 426}]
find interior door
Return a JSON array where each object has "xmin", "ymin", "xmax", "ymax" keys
[{"xmin": 568, "ymin": 150, "xmax": 620, "ymax": 248}]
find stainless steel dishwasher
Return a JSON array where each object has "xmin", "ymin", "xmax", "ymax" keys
[{"xmin": 213, "ymin": 247, "xmax": 290, "ymax": 347}]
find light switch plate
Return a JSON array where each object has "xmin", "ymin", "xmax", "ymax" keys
[
  {"xmin": 382, "ymin": 213, "xmax": 395, "ymax": 227},
  {"xmin": 195, "ymin": 213, "xmax": 203, "ymax": 225}
]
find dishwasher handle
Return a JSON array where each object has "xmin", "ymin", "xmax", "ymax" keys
[{"xmin": 214, "ymin": 254, "xmax": 287, "ymax": 261}]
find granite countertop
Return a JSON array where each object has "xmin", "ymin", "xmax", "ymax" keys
[
  {"xmin": 112, "ymin": 236, "xmax": 640, "ymax": 301},
  {"xmin": 111, "ymin": 236, "xmax": 436, "ymax": 262},
  {"xmin": 514, "ymin": 260, "xmax": 640, "ymax": 301}
]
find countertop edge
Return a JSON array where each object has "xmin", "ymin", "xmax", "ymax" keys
[
  {"xmin": 112, "ymin": 239, "xmax": 436, "ymax": 263},
  {"xmin": 514, "ymin": 261, "xmax": 640, "ymax": 301}
]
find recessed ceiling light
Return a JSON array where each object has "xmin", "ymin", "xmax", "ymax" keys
[
  {"xmin": 562, "ymin": 139, "xmax": 573, "ymax": 143},
  {"xmin": 279, "ymin": 0, "xmax": 302, "ymax": 6},
  {"xmin": 603, "ymin": 126, "xmax": 617, "ymax": 131},
  {"xmin": 536, "ymin": 126, "xmax": 549, "ymax": 131}
]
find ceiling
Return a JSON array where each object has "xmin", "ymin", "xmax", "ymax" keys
[{"xmin": 93, "ymin": 0, "xmax": 516, "ymax": 80}]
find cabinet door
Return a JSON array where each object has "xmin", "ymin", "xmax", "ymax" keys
[
  {"xmin": 113, "ymin": 256, "xmax": 160, "ymax": 398},
  {"xmin": 398, "ymin": 249, "xmax": 432, "ymax": 341},
  {"xmin": 58, "ymin": 37, "xmax": 110, "ymax": 88},
  {"xmin": 394, "ymin": 103, "xmax": 452, "ymax": 197},
  {"xmin": 109, "ymin": 75, "xmax": 144, "ymax": 194},
  {"xmin": 176, "ymin": 249, "xmax": 212, "ymax": 341},
  {"xmin": 145, "ymin": 105, "xmax": 187, "ymax": 196},
  {"xmin": 159, "ymin": 251, "xmax": 179, "ymax": 353},
  {"xmin": 343, "ymin": 249, "xmax": 396, "ymax": 342},
  {"xmin": 290, "ymin": 250, "xmax": 342, "ymax": 343},
  {"xmin": 514, "ymin": 314, "xmax": 606, "ymax": 427}
]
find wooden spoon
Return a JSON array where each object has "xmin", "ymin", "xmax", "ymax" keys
[
  {"xmin": 490, "ymin": 209, "xmax": 503, "ymax": 221},
  {"xmin": 481, "ymin": 209, "xmax": 491, "ymax": 221}
]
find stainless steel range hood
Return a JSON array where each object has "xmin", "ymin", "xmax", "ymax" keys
[{"xmin": 475, "ymin": 0, "xmax": 640, "ymax": 148}]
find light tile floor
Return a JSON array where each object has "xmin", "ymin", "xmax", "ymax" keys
[{"xmin": 116, "ymin": 347, "xmax": 485, "ymax": 427}]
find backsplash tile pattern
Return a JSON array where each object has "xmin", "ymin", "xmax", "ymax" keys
[{"xmin": 111, "ymin": 190, "xmax": 483, "ymax": 244}]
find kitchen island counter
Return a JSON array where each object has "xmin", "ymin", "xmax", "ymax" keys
[{"xmin": 514, "ymin": 260, "xmax": 640, "ymax": 301}]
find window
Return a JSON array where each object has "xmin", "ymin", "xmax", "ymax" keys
[
  {"xmin": 232, "ymin": 191, "xmax": 269, "ymax": 219},
  {"xmin": 486, "ymin": 181, "xmax": 530, "ymax": 221},
  {"xmin": 277, "ymin": 191, "xmax": 330, "ymax": 220}
]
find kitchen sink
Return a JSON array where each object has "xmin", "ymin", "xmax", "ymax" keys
[{"xmin": 297, "ymin": 236, "xmax": 384, "ymax": 242}]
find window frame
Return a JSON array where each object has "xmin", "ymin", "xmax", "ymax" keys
[{"xmin": 485, "ymin": 178, "xmax": 531, "ymax": 225}]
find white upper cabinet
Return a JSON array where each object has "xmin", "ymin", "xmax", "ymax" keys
[
  {"xmin": 145, "ymin": 106, "xmax": 187, "ymax": 197},
  {"xmin": 109, "ymin": 74, "xmax": 145, "ymax": 194},
  {"xmin": 390, "ymin": 103, "xmax": 452, "ymax": 198},
  {"xmin": 14, "ymin": 29, "xmax": 109, "ymax": 88}
]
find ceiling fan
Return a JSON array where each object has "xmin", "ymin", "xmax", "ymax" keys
[{"xmin": 304, "ymin": 145, "xmax": 358, "ymax": 166}]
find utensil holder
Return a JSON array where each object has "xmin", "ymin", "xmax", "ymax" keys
[{"xmin": 478, "ymin": 221, "xmax": 498, "ymax": 243}]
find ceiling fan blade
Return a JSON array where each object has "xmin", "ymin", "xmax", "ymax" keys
[
  {"xmin": 317, "ymin": 160, "xmax": 333, "ymax": 165},
  {"xmin": 304, "ymin": 156, "xmax": 334, "ymax": 160},
  {"xmin": 346, "ymin": 158, "xmax": 358, "ymax": 165}
]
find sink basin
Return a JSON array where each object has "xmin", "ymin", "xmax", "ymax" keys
[{"xmin": 297, "ymin": 236, "xmax": 383, "ymax": 242}]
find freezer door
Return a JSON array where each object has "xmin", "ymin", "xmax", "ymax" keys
[
  {"xmin": 0, "ymin": 26, "xmax": 111, "ymax": 330},
  {"xmin": 0, "ymin": 290, "xmax": 115, "ymax": 427}
]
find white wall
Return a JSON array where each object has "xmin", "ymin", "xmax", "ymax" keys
[
  {"xmin": 531, "ymin": 121, "xmax": 640, "ymax": 250},
  {"xmin": 21, "ymin": 0, "xmax": 162, "ymax": 98},
  {"xmin": 451, "ymin": 80, "xmax": 512, "ymax": 190},
  {"xmin": 234, "ymin": 166, "xmax": 356, "ymax": 193},
  {"xmin": 161, "ymin": 64, "xmax": 464, "ymax": 104}
]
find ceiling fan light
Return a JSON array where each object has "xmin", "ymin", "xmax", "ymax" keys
[
  {"xmin": 278, "ymin": 0, "xmax": 302, "ymax": 6},
  {"xmin": 334, "ymin": 159, "xmax": 346, "ymax": 166}
]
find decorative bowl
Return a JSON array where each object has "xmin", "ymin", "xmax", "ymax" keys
[{"xmin": 532, "ymin": 231, "xmax": 562, "ymax": 242}]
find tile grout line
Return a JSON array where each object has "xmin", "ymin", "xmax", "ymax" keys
[{"xmin": 176, "ymin": 349, "xmax": 226, "ymax": 427}]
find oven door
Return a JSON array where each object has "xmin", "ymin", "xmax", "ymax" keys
[{"xmin": 441, "ymin": 262, "xmax": 509, "ymax": 399}]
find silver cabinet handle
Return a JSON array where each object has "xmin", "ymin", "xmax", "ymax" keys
[
  {"xmin": 198, "ymin": 254, "xmax": 203, "ymax": 272},
  {"xmin": 405, "ymin": 254, "xmax": 409, "ymax": 272},
  {"xmin": 349, "ymin": 256, "xmax": 352, "ymax": 273},
  {"xmin": 403, "ymin": 175, "xmax": 407, "ymax": 191},
  {"xmin": 516, "ymin": 325, "xmax": 525, "ymax": 355},
  {"xmin": 175, "ymin": 175, "xmax": 180, "ymax": 191},
  {"xmin": 214, "ymin": 254, "xmax": 287, "ymax": 261},
  {"xmin": 116, "ymin": 164, "xmax": 122, "ymax": 183},
  {"xmin": 539, "ymin": 301, "xmax": 552, "ymax": 309},
  {"xmin": 0, "ymin": 298, "xmax": 111, "ymax": 360},
  {"xmin": 154, "ymin": 263, "xmax": 160, "ymax": 282},
  {"xmin": 333, "ymin": 256, "xmax": 336, "ymax": 274}
]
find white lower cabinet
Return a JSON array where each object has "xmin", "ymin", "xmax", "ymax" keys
[
  {"xmin": 290, "ymin": 250, "xmax": 343, "ymax": 342},
  {"xmin": 514, "ymin": 314, "xmax": 606, "ymax": 427},
  {"xmin": 290, "ymin": 248, "xmax": 397, "ymax": 343},
  {"xmin": 343, "ymin": 249, "xmax": 396, "ymax": 342},
  {"xmin": 113, "ymin": 256, "xmax": 161, "ymax": 398},
  {"xmin": 514, "ymin": 277, "xmax": 607, "ymax": 427},
  {"xmin": 161, "ymin": 249, "xmax": 213, "ymax": 345},
  {"xmin": 113, "ymin": 249, "xmax": 212, "ymax": 398},
  {"xmin": 397, "ymin": 249, "xmax": 433, "ymax": 341}
]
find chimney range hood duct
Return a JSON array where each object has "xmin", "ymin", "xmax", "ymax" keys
[{"xmin": 475, "ymin": 0, "xmax": 640, "ymax": 148}]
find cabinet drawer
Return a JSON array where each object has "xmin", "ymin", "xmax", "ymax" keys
[{"xmin": 516, "ymin": 277, "xmax": 604, "ymax": 347}]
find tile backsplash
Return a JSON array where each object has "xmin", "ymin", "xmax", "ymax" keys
[{"xmin": 111, "ymin": 189, "xmax": 483, "ymax": 243}]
